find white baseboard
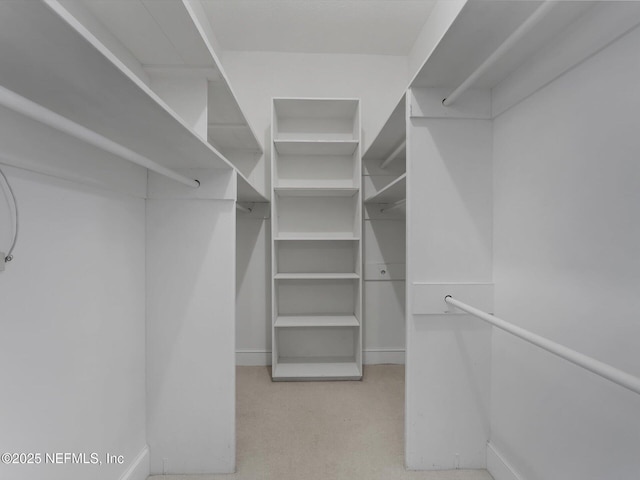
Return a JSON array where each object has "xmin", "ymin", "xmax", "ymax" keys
[
  {"xmin": 487, "ymin": 442, "xmax": 524, "ymax": 480},
  {"xmin": 119, "ymin": 445, "xmax": 149, "ymax": 480},
  {"xmin": 236, "ymin": 350, "xmax": 271, "ymax": 366},
  {"xmin": 363, "ymin": 349, "xmax": 405, "ymax": 364},
  {"xmin": 236, "ymin": 349, "xmax": 405, "ymax": 366}
]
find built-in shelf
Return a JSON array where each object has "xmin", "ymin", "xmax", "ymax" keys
[
  {"xmin": 274, "ymin": 273, "xmax": 359, "ymax": 280},
  {"xmin": 272, "ymin": 97, "xmax": 362, "ymax": 381},
  {"xmin": 275, "ymin": 234, "xmax": 360, "ymax": 241},
  {"xmin": 274, "ymin": 315, "xmax": 359, "ymax": 328},
  {"xmin": 365, "ymin": 173, "xmax": 406, "ymax": 204},
  {"xmin": 274, "ymin": 140, "xmax": 359, "ymax": 156},
  {"xmin": 273, "ymin": 359, "xmax": 361, "ymax": 381},
  {"xmin": 274, "ymin": 187, "xmax": 358, "ymax": 197},
  {"xmin": 31, "ymin": 0, "xmax": 267, "ymax": 202}
]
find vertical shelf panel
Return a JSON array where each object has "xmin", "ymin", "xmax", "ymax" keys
[{"xmin": 271, "ymin": 97, "xmax": 362, "ymax": 381}]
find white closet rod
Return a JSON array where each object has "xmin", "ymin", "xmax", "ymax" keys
[
  {"xmin": 379, "ymin": 140, "xmax": 406, "ymax": 169},
  {"xmin": 442, "ymin": 1, "xmax": 558, "ymax": 106},
  {"xmin": 0, "ymin": 85, "xmax": 200, "ymax": 189},
  {"xmin": 380, "ymin": 199, "xmax": 406, "ymax": 213},
  {"xmin": 444, "ymin": 295, "xmax": 640, "ymax": 396},
  {"xmin": 236, "ymin": 203, "xmax": 252, "ymax": 214}
]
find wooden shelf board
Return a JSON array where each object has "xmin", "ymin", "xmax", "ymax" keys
[
  {"xmin": 273, "ymin": 358, "xmax": 361, "ymax": 381},
  {"xmin": 274, "ymin": 140, "xmax": 359, "ymax": 156},
  {"xmin": 273, "ymin": 98, "xmax": 359, "ymax": 119},
  {"xmin": 0, "ymin": 2, "xmax": 234, "ymax": 172},
  {"xmin": 274, "ymin": 315, "xmax": 359, "ymax": 328},
  {"xmin": 237, "ymin": 173, "xmax": 268, "ymax": 202},
  {"xmin": 274, "ymin": 233, "xmax": 360, "ymax": 241},
  {"xmin": 364, "ymin": 173, "xmax": 406, "ymax": 204},
  {"xmin": 274, "ymin": 273, "xmax": 359, "ymax": 280},
  {"xmin": 274, "ymin": 186, "xmax": 358, "ymax": 197}
]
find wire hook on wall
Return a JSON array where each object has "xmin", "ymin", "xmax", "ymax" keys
[{"xmin": 0, "ymin": 166, "xmax": 19, "ymax": 267}]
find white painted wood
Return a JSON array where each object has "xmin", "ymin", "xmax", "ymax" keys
[
  {"xmin": 363, "ymin": 93, "xmax": 406, "ymax": 165},
  {"xmin": 405, "ymin": 88, "xmax": 492, "ymax": 470},
  {"xmin": 52, "ymin": 0, "xmax": 152, "ymax": 85},
  {"xmin": 492, "ymin": 1, "xmax": 640, "ymax": 116},
  {"xmin": 200, "ymin": 1, "xmax": 437, "ymax": 56},
  {"xmin": 0, "ymin": 105, "xmax": 147, "ymax": 198},
  {"xmin": 410, "ymin": 88, "xmax": 491, "ymax": 119},
  {"xmin": 364, "ymin": 173, "xmax": 406, "ymax": 204},
  {"xmin": 272, "ymin": 98, "xmax": 362, "ymax": 380},
  {"xmin": 275, "ymin": 315, "xmax": 360, "ymax": 328},
  {"xmin": 277, "ymin": 239, "xmax": 358, "ymax": 274},
  {"xmin": 146, "ymin": 194, "xmax": 236, "ymax": 474},
  {"xmin": 273, "ymin": 361, "xmax": 361, "ymax": 381},
  {"xmin": 275, "ymin": 273, "xmax": 359, "ymax": 280},
  {"xmin": 364, "ymin": 263, "xmax": 406, "ymax": 282},
  {"xmin": 275, "ymin": 235, "xmax": 360, "ymax": 241},
  {"xmin": 274, "ymin": 186, "xmax": 358, "ymax": 197},
  {"xmin": 412, "ymin": 283, "xmax": 494, "ymax": 315},
  {"xmin": 274, "ymin": 140, "xmax": 359, "ymax": 156},
  {"xmin": 2, "ymin": 2, "xmax": 233, "ymax": 171}
]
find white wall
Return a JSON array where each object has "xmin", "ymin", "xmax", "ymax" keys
[
  {"xmin": 405, "ymin": 88, "xmax": 493, "ymax": 470},
  {"xmin": 146, "ymin": 169, "xmax": 237, "ymax": 474},
  {"xmin": 490, "ymin": 23, "xmax": 640, "ymax": 480},
  {"xmin": 223, "ymin": 51, "xmax": 408, "ymax": 364},
  {"xmin": 0, "ymin": 165, "xmax": 148, "ymax": 480}
]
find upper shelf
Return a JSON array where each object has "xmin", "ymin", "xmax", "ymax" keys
[
  {"xmin": 364, "ymin": 174, "xmax": 406, "ymax": 204},
  {"xmin": 273, "ymin": 98, "xmax": 360, "ymax": 142},
  {"xmin": 362, "ymin": 94, "xmax": 406, "ymax": 164},
  {"xmin": 410, "ymin": 1, "xmax": 594, "ymax": 91},
  {"xmin": 0, "ymin": 1, "xmax": 233, "ymax": 172},
  {"xmin": 30, "ymin": 0, "xmax": 267, "ymax": 201}
]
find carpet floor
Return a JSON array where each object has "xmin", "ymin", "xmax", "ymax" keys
[{"xmin": 149, "ymin": 365, "xmax": 492, "ymax": 480}]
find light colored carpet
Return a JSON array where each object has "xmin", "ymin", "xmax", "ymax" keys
[{"xmin": 149, "ymin": 365, "xmax": 492, "ymax": 480}]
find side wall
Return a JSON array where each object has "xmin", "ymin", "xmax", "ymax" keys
[
  {"xmin": 224, "ymin": 51, "xmax": 409, "ymax": 364},
  {"xmin": 405, "ymin": 89, "xmax": 493, "ymax": 470},
  {"xmin": 490, "ymin": 22, "xmax": 640, "ymax": 480},
  {"xmin": 0, "ymin": 156, "xmax": 148, "ymax": 479}
]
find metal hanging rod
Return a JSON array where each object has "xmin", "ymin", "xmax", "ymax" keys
[
  {"xmin": 380, "ymin": 199, "xmax": 406, "ymax": 214},
  {"xmin": 444, "ymin": 295, "xmax": 640, "ymax": 396},
  {"xmin": 379, "ymin": 140, "xmax": 406, "ymax": 169},
  {"xmin": 442, "ymin": 1, "xmax": 558, "ymax": 107},
  {"xmin": 0, "ymin": 85, "xmax": 200, "ymax": 189},
  {"xmin": 236, "ymin": 203, "xmax": 253, "ymax": 214}
]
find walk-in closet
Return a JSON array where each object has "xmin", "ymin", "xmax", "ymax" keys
[{"xmin": 1, "ymin": 2, "xmax": 639, "ymax": 480}]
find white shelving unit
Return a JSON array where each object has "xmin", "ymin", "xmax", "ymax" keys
[
  {"xmin": 37, "ymin": 0, "xmax": 267, "ymax": 202},
  {"xmin": 271, "ymin": 98, "xmax": 362, "ymax": 381}
]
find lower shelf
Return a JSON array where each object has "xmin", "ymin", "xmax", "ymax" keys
[
  {"xmin": 273, "ymin": 357, "xmax": 361, "ymax": 381},
  {"xmin": 275, "ymin": 315, "xmax": 359, "ymax": 328}
]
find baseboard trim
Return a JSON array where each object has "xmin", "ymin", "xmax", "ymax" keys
[
  {"xmin": 236, "ymin": 350, "xmax": 271, "ymax": 366},
  {"xmin": 363, "ymin": 349, "xmax": 405, "ymax": 364},
  {"xmin": 119, "ymin": 445, "xmax": 149, "ymax": 480},
  {"xmin": 236, "ymin": 349, "xmax": 406, "ymax": 366},
  {"xmin": 487, "ymin": 442, "xmax": 524, "ymax": 480}
]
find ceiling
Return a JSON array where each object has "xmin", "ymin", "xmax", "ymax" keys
[{"xmin": 200, "ymin": 0, "xmax": 438, "ymax": 56}]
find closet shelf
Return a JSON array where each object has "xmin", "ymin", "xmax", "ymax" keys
[
  {"xmin": 273, "ymin": 359, "xmax": 361, "ymax": 381},
  {"xmin": 365, "ymin": 173, "xmax": 406, "ymax": 204},
  {"xmin": 274, "ymin": 186, "xmax": 358, "ymax": 197},
  {"xmin": 27, "ymin": 0, "xmax": 267, "ymax": 201},
  {"xmin": 0, "ymin": 2, "xmax": 236, "ymax": 170},
  {"xmin": 238, "ymin": 173, "xmax": 268, "ymax": 202},
  {"xmin": 274, "ymin": 315, "xmax": 359, "ymax": 328},
  {"xmin": 274, "ymin": 140, "xmax": 359, "ymax": 156},
  {"xmin": 274, "ymin": 273, "xmax": 359, "ymax": 280},
  {"xmin": 274, "ymin": 234, "xmax": 360, "ymax": 241}
]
